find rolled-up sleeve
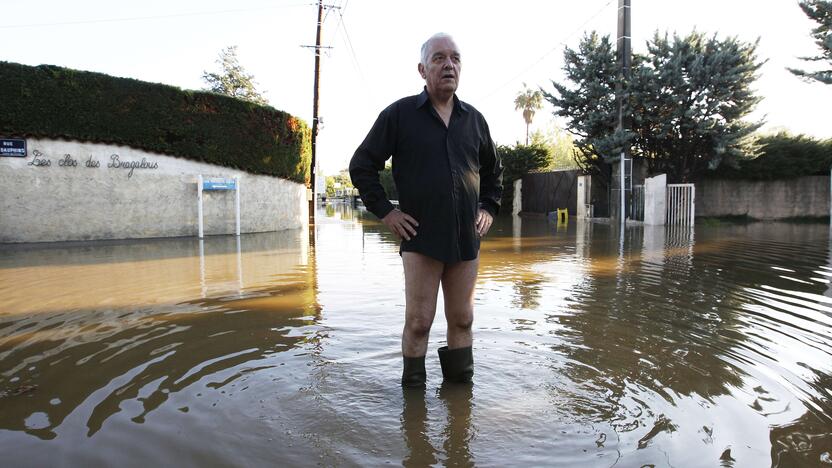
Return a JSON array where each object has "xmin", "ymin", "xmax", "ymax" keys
[
  {"xmin": 477, "ymin": 119, "xmax": 503, "ymax": 217},
  {"xmin": 349, "ymin": 105, "xmax": 398, "ymax": 219}
]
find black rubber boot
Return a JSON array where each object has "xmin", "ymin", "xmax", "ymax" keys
[
  {"xmin": 401, "ymin": 355, "xmax": 427, "ymax": 387},
  {"xmin": 437, "ymin": 345, "xmax": 474, "ymax": 383}
]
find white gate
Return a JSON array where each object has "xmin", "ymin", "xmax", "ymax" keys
[{"xmin": 666, "ymin": 184, "xmax": 695, "ymax": 225}]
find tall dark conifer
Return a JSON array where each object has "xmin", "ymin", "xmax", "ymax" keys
[{"xmin": 789, "ymin": 0, "xmax": 832, "ymax": 84}]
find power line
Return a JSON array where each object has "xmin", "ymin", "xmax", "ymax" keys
[
  {"xmin": 478, "ymin": 0, "xmax": 616, "ymax": 102},
  {"xmin": 0, "ymin": 3, "xmax": 311, "ymax": 29},
  {"xmin": 336, "ymin": 3, "xmax": 366, "ymax": 84}
]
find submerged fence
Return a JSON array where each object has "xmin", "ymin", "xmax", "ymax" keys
[{"xmin": 667, "ymin": 183, "xmax": 695, "ymax": 226}]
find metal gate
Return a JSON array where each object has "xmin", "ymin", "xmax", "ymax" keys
[
  {"xmin": 630, "ymin": 185, "xmax": 644, "ymax": 221},
  {"xmin": 666, "ymin": 183, "xmax": 695, "ymax": 225}
]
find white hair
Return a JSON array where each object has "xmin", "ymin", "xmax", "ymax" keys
[{"xmin": 420, "ymin": 33, "xmax": 457, "ymax": 66}]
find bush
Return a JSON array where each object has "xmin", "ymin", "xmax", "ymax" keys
[
  {"xmin": 0, "ymin": 61, "xmax": 311, "ymax": 183},
  {"xmin": 497, "ymin": 144, "xmax": 552, "ymax": 208},
  {"xmin": 707, "ymin": 132, "xmax": 832, "ymax": 180}
]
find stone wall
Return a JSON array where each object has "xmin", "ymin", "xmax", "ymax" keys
[
  {"xmin": 695, "ymin": 176, "xmax": 830, "ymax": 219},
  {"xmin": 0, "ymin": 138, "xmax": 307, "ymax": 243}
]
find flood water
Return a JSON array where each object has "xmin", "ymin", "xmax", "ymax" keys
[{"xmin": 1, "ymin": 204, "xmax": 831, "ymax": 467}]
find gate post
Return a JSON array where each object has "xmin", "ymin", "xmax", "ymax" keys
[
  {"xmin": 577, "ymin": 176, "xmax": 588, "ymax": 218},
  {"xmin": 513, "ymin": 179, "xmax": 522, "ymax": 216},
  {"xmin": 644, "ymin": 174, "xmax": 666, "ymax": 225}
]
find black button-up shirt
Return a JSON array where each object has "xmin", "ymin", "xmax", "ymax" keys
[{"xmin": 349, "ymin": 88, "xmax": 503, "ymax": 263}]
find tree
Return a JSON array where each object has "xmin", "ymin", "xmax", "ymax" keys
[
  {"xmin": 542, "ymin": 32, "xmax": 620, "ymax": 185},
  {"xmin": 707, "ymin": 131, "xmax": 832, "ymax": 180},
  {"xmin": 325, "ymin": 170, "xmax": 353, "ymax": 197},
  {"xmin": 202, "ymin": 46, "xmax": 269, "ymax": 105},
  {"xmin": 789, "ymin": 0, "xmax": 832, "ymax": 84},
  {"xmin": 497, "ymin": 144, "xmax": 552, "ymax": 207},
  {"xmin": 514, "ymin": 83, "xmax": 544, "ymax": 145},
  {"xmin": 379, "ymin": 163, "xmax": 398, "ymax": 200},
  {"xmin": 529, "ymin": 126, "xmax": 579, "ymax": 171},
  {"xmin": 629, "ymin": 32, "xmax": 764, "ymax": 182},
  {"xmin": 545, "ymin": 31, "xmax": 764, "ymax": 183}
]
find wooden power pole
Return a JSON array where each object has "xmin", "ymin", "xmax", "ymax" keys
[{"xmin": 303, "ymin": 0, "xmax": 336, "ymax": 224}]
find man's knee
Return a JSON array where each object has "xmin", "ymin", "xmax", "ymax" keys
[
  {"xmin": 447, "ymin": 311, "xmax": 473, "ymax": 331},
  {"xmin": 405, "ymin": 315, "xmax": 434, "ymax": 338}
]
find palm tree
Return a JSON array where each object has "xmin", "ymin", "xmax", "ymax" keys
[{"xmin": 514, "ymin": 83, "xmax": 543, "ymax": 145}]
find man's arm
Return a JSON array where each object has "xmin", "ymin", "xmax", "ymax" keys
[
  {"xmin": 349, "ymin": 107, "xmax": 397, "ymax": 219},
  {"xmin": 349, "ymin": 104, "xmax": 419, "ymax": 240},
  {"xmin": 476, "ymin": 118, "xmax": 503, "ymax": 236}
]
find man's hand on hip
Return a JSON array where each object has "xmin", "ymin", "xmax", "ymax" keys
[
  {"xmin": 382, "ymin": 209, "xmax": 419, "ymax": 241},
  {"xmin": 476, "ymin": 209, "xmax": 493, "ymax": 238}
]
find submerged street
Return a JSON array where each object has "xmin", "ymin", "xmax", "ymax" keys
[{"xmin": 1, "ymin": 205, "xmax": 830, "ymax": 467}]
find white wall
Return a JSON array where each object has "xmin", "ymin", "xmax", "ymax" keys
[
  {"xmin": 0, "ymin": 138, "xmax": 307, "ymax": 243},
  {"xmin": 644, "ymin": 174, "xmax": 667, "ymax": 225}
]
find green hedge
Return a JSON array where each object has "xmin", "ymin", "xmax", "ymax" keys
[
  {"xmin": 0, "ymin": 61, "xmax": 311, "ymax": 184},
  {"xmin": 707, "ymin": 132, "xmax": 832, "ymax": 181}
]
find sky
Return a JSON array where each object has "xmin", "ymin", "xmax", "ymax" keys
[{"xmin": 4, "ymin": 0, "xmax": 831, "ymax": 176}]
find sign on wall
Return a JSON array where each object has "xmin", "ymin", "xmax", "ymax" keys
[
  {"xmin": 0, "ymin": 139, "xmax": 26, "ymax": 157},
  {"xmin": 202, "ymin": 177, "xmax": 237, "ymax": 191}
]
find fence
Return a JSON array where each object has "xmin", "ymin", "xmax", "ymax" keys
[
  {"xmin": 667, "ymin": 183, "xmax": 695, "ymax": 225},
  {"xmin": 630, "ymin": 185, "xmax": 644, "ymax": 221},
  {"xmin": 521, "ymin": 170, "xmax": 579, "ymax": 215}
]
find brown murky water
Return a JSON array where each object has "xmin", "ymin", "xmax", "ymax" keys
[{"xmin": 1, "ymin": 204, "xmax": 831, "ymax": 467}]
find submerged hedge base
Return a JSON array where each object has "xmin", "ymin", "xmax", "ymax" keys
[{"xmin": 0, "ymin": 61, "xmax": 311, "ymax": 184}]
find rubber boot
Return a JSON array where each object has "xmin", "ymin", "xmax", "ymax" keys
[
  {"xmin": 437, "ymin": 346, "xmax": 474, "ymax": 383},
  {"xmin": 402, "ymin": 355, "xmax": 427, "ymax": 387}
]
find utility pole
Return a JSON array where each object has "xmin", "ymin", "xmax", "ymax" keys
[
  {"xmin": 615, "ymin": 0, "xmax": 632, "ymax": 228},
  {"xmin": 302, "ymin": 0, "xmax": 337, "ymax": 224}
]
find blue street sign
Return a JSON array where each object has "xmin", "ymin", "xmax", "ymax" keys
[
  {"xmin": 203, "ymin": 178, "xmax": 237, "ymax": 191},
  {"xmin": 0, "ymin": 138, "xmax": 26, "ymax": 157}
]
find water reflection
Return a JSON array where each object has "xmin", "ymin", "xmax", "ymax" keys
[
  {"xmin": 0, "ymin": 230, "xmax": 317, "ymax": 447},
  {"xmin": 438, "ymin": 384, "xmax": 474, "ymax": 466},
  {"xmin": 400, "ymin": 384, "xmax": 474, "ymax": 467},
  {"xmin": 1, "ymin": 204, "xmax": 831, "ymax": 467},
  {"xmin": 401, "ymin": 388, "xmax": 437, "ymax": 467}
]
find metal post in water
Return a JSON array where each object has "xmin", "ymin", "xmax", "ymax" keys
[
  {"xmin": 235, "ymin": 176, "xmax": 241, "ymax": 236},
  {"xmin": 199, "ymin": 238, "xmax": 206, "ymax": 298},
  {"xmin": 198, "ymin": 175, "xmax": 204, "ymax": 239},
  {"xmin": 236, "ymin": 235, "xmax": 243, "ymax": 293},
  {"xmin": 620, "ymin": 151, "xmax": 626, "ymax": 228}
]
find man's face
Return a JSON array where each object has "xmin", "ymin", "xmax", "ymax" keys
[{"xmin": 419, "ymin": 37, "xmax": 461, "ymax": 97}]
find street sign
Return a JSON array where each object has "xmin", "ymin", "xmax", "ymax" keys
[
  {"xmin": 0, "ymin": 139, "xmax": 26, "ymax": 157},
  {"xmin": 197, "ymin": 175, "xmax": 241, "ymax": 238},
  {"xmin": 202, "ymin": 178, "xmax": 237, "ymax": 191}
]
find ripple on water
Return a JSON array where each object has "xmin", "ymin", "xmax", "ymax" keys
[{"xmin": 1, "ymin": 214, "xmax": 832, "ymax": 466}]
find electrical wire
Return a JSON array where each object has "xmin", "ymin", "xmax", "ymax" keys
[
  {"xmin": 0, "ymin": 3, "xmax": 311, "ymax": 29},
  {"xmin": 336, "ymin": 2, "xmax": 366, "ymax": 84},
  {"xmin": 477, "ymin": 0, "xmax": 616, "ymax": 102}
]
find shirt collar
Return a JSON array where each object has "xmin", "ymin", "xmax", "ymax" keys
[{"xmin": 416, "ymin": 87, "xmax": 470, "ymax": 114}]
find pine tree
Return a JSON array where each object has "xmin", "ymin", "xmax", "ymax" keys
[
  {"xmin": 542, "ymin": 32, "xmax": 623, "ymax": 184},
  {"xmin": 789, "ymin": 0, "xmax": 832, "ymax": 84},
  {"xmin": 630, "ymin": 32, "xmax": 764, "ymax": 182},
  {"xmin": 545, "ymin": 31, "xmax": 764, "ymax": 183},
  {"xmin": 202, "ymin": 46, "xmax": 269, "ymax": 105}
]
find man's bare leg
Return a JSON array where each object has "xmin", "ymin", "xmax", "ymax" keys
[
  {"xmin": 436, "ymin": 256, "xmax": 478, "ymax": 384},
  {"xmin": 441, "ymin": 256, "xmax": 479, "ymax": 349},
  {"xmin": 402, "ymin": 252, "xmax": 444, "ymax": 357}
]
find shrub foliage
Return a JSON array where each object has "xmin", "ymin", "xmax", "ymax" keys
[
  {"xmin": 497, "ymin": 144, "xmax": 553, "ymax": 207},
  {"xmin": 708, "ymin": 132, "xmax": 832, "ymax": 180},
  {"xmin": 0, "ymin": 61, "xmax": 311, "ymax": 184}
]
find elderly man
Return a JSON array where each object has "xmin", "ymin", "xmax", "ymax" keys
[{"xmin": 349, "ymin": 33, "xmax": 503, "ymax": 387}]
